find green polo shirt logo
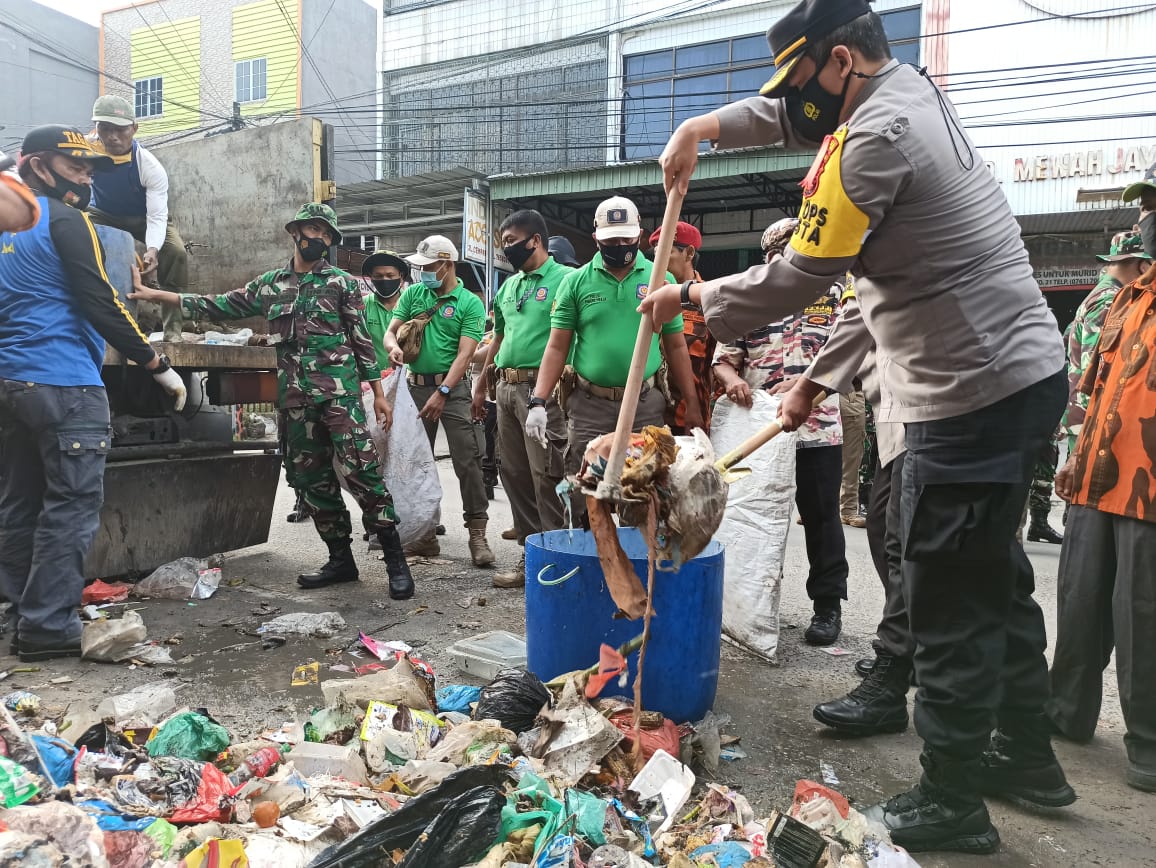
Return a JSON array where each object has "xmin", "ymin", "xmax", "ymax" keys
[
  {"xmin": 441, "ymin": 304, "xmax": 456, "ymax": 318},
  {"xmin": 636, "ymin": 283, "xmax": 649, "ymax": 299},
  {"xmin": 534, "ymin": 286, "xmax": 548, "ymax": 302},
  {"xmin": 493, "ymin": 256, "xmax": 573, "ymax": 370}
]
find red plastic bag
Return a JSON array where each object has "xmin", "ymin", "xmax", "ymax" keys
[
  {"xmin": 608, "ymin": 712, "xmax": 680, "ymax": 762},
  {"xmin": 584, "ymin": 644, "xmax": 627, "ymax": 699},
  {"xmin": 168, "ymin": 762, "xmax": 233, "ymax": 825},
  {"xmin": 791, "ymin": 779, "xmax": 850, "ymax": 819},
  {"xmin": 82, "ymin": 580, "xmax": 131, "ymax": 605}
]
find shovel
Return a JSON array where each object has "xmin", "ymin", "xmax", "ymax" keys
[{"xmin": 713, "ymin": 391, "xmax": 828, "ymax": 483}]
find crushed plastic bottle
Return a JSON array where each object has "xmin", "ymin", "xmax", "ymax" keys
[{"xmin": 227, "ymin": 744, "xmax": 287, "ymax": 787}]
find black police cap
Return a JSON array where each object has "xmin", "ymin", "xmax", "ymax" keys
[
  {"xmin": 760, "ymin": 0, "xmax": 873, "ymax": 98},
  {"xmin": 20, "ymin": 125, "xmax": 113, "ymax": 171}
]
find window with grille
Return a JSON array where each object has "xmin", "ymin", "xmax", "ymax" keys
[
  {"xmin": 235, "ymin": 58, "xmax": 268, "ymax": 103},
  {"xmin": 134, "ymin": 77, "xmax": 163, "ymax": 118}
]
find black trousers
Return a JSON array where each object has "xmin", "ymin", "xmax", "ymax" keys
[
  {"xmin": 794, "ymin": 444, "xmax": 849, "ymax": 607},
  {"xmin": 902, "ymin": 370, "xmax": 1066, "ymax": 759},
  {"xmin": 866, "ymin": 453, "xmax": 912, "ymax": 659}
]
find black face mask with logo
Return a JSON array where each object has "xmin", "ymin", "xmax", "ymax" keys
[
  {"xmin": 598, "ymin": 242, "xmax": 638, "ymax": 269},
  {"xmin": 297, "ymin": 236, "xmax": 329, "ymax": 262},
  {"xmin": 503, "ymin": 237, "xmax": 537, "ymax": 272},
  {"xmin": 784, "ymin": 52, "xmax": 850, "ymax": 142},
  {"xmin": 41, "ymin": 164, "xmax": 92, "ymax": 210}
]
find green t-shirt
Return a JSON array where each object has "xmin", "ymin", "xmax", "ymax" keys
[
  {"xmin": 493, "ymin": 255, "xmax": 573, "ymax": 369},
  {"xmin": 550, "ymin": 252, "xmax": 682, "ymax": 388},
  {"xmin": 391, "ymin": 279, "xmax": 486, "ymax": 374},
  {"xmin": 363, "ymin": 291, "xmax": 399, "ymax": 374}
]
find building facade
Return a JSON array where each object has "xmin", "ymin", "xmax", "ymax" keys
[
  {"xmin": 100, "ymin": 0, "xmax": 378, "ymax": 184},
  {"xmin": 0, "ymin": 0, "xmax": 99, "ymax": 155}
]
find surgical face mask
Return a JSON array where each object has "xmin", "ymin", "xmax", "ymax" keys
[
  {"xmin": 413, "ymin": 265, "xmax": 443, "ymax": 288},
  {"xmin": 371, "ymin": 277, "xmax": 402, "ymax": 299},
  {"xmin": 41, "ymin": 163, "xmax": 92, "ymax": 210},
  {"xmin": 598, "ymin": 241, "xmax": 638, "ymax": 269},
  {"xmin": 1140, "ymin": 210, "xmax": 1156, "ymax": 260},
  {"xmin": 503, "ymin": 237, "xmax": 537, "ymax": 272},
  {"xmin": 785, "ymin": 53, "xmax": 850, "ymax": 142},
  {"xmin": 297, "ymin": 235, "xmax": 329, "ymax": 262}
]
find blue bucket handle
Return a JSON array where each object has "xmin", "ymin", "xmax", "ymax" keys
[{"xmin": 537, "ymin": 563, "xmax": 581, "ymax": 586}]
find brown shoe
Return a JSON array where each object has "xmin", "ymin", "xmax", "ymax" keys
[
  {"xmin": 842, "ymin": 515, "xmax": 867, "ymax": 528},
  {"xmin": 501, "ymin": 527, "xmax": 518, "ymax": 541},
  {"xmin": 465, "ymin": 519, "xmax": 495, "ymax": 567},
  {"xmin": 404, "ymin": 535, "xmax": 440, "ymax": 558},
  {"xmin": 493, "ymin": 555, "xmax": 526, "ymax": 589}
]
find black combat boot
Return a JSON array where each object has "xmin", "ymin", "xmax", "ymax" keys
[
  {"xmin": 864, "ymin": 749, "xmax": 1000, "ymax": 854},
  {"xmin": 813, "ymin": 651, "xmax": 911, "ymax": 735},
  {"xmin": 1027, "ymin": 506, "xmax": 1063, "ymax": 544},
  {"xmin": 980, "ymin": 712, "xmax": 1077, "ymax": 807},
  {"xmin": 378, "ymin": 524, "xmax": 414, "ymax": 601},
  {"xmin": 855, "ymin": 657, "xmax": 876, "ymax": 678},
  {"xmin": 297, "ymin": 538, "xmax": 359, "ymax": 589},
  {"xmin": 804, "ymin": 603, "xmax": 841, "ymax": 646}
]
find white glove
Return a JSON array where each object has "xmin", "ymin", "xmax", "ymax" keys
[
  {"xmin": 525, "ymin": 405, "xmax": 548, "ymax": 447},
  {"xmin": 152, "ymin": 366, "xmax": 187, "ymax": 411}
]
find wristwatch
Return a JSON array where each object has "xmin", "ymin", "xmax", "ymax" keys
[
  {"xmin": 680, "ymin": 280, "xmax": 701, "ymax": 312},
  {"xmin": 528, "ymin": 395, "xmax": 547, "ymax": 410},
  {"xmin": 152, "ymin": 353, "xmax": 172, "ymax": 373},
  {"xmin": 437, "ymin": 384, "xmax": 451, "ymax": 397}
]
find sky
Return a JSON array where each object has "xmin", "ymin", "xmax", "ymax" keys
[{"xmin": 35, "ymin": 0, "xmax": 122, "ymax": 25}]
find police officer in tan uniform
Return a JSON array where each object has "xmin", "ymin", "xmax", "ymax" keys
[{"xmin": 642, "ymin": 0, "xmax": 1072, "ymax": 854}]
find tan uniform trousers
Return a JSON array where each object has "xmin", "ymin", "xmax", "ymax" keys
[
  {"xmin": 839, "ymin": 389, "xmax": 867, "ymax": 518},
  {"xmin": 496, "ymin": 380, "xmax": 566, "ymax": 544},
  {"xmin": 411, "ymin": 381, "xmax": 489, "ymax": 523}
]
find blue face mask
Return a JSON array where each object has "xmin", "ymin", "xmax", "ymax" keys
[{"xmin": 413, "ymin": 265, "xmax": 442, "ymax": 288}]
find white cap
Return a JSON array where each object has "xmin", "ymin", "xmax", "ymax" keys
[
  {"xmin": 406, "ymin": 234, "xmax": 460, "ymax": 266},
  {"xmin": 594, "ymin": 196, "xmax": 641, "ymax": 241}
]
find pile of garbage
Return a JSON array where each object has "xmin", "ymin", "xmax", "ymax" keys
[{"xmin": 0, "ymin": 632, "xmax": 920, "ymax": 868}]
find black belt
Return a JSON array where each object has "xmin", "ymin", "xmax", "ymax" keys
[{"xmin": 408, "ymin": 371, "xmax": 449, "ymax": 387}]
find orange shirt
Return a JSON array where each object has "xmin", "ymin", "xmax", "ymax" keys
[{"xmin": 1071, "ymin": 269, "xmax": 1156, "ymax": 522}]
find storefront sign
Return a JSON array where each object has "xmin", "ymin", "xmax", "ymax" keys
[
  {"xmin": 1034, "ymin": 265, "xmax": 1100, "ymax": 289},
  {"xmin": 462, "ymin": 189, "xmax": 513, "ymax": 272},
  {"xmin": 1013, "ymin": 143, "xmax": 1156, "ymax": 183}
]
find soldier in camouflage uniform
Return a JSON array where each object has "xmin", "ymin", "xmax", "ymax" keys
[{"xmin": 129, "ymin": 203, "xmax": 415, "ymax": 600}]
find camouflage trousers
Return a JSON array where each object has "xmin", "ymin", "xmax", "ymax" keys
[
  {"xmin": 1030, "ymin": 441, "xmax": 1061, "ymax": 513},
  {"xmin": 280, "ymin": 396, "xmax": 398, "ymax": 542}
]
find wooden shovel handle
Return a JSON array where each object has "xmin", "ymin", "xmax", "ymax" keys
[
  {"xmin": 714, "ymin": 391, "xmax": 828, "ymax": 471},
  {"xmin": 595, "ymin": 188, "xmax": 687, "ymax": 500}
]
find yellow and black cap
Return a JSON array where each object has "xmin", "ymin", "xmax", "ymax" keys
[
  {"xmin": 20, "ymin": 125, "xmax": 114, "ymax": 171},
  {"xmin": 760, "ymin": 0, "xmax": 873, "ymax": 98}
]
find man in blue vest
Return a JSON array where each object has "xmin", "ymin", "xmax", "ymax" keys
[
  {"xmin": 0, "ymin": 125, "xmax": 186, "ymax": 662},
  {"xmin": 88, "ymin": 95, "xmax": 189, "ymax": 342}
]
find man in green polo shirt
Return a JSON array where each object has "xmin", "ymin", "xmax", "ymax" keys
[
  {"xmin": 361, "ymin": 250, "xmax": 407, "ymax": 374},
  {"xmin": 530, "ymin": 195, "xmax": 703, "ymax": 525},
  {"xmin": 472, "ymin": 209, "xmax": 573, "ymax": 589},
  {"xmin": 385, "ymin": 235, "xmax": 495, "ymax": 567}
]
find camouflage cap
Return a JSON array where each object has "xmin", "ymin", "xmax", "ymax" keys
[
  {"xmin": 285, "ymin": 202, "xmax": 342, "ymax": 244},
  {"xmin": 1096, "ymin": 231, "xmax": 1152, "ymax": 262}
]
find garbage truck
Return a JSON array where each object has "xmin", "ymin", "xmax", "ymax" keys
[{"xmin": 83, "ymin": 118, "xmax": 336, "ymax": 578}]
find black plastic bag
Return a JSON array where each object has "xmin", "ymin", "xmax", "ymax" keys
[
  {"xmin": 398, "ymin": 786, "xmax": 505, "ymax": 868},
  {"xmin": 307, "ymin": 764, "xmax": 510, "ymax": 868},
  {"xmin": 472, "ymin": 668, "xmax": 552, "ymax": 734}
]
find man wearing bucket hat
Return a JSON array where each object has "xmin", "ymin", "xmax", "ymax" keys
[
  {"xmin": 1, "ymin": 126, "xmax": 185, "ymax": 661},
  {"xmin": 87, "ymin": 95, "xmax": 189, "ymax": 342},
  {"xmin": 361, "ymin": 250, "xmax": 409, "ymax": 374},
  {"xmin": 642, "ymin": 0, "xmax": 1074, "ymax": 853},
  {"xmin": 128, "ymin": 203, "xmax": 415, "ymax": 601},
  {"xmin": 383, "ymin": 234, "xmax": 495, "ymax": 567}
]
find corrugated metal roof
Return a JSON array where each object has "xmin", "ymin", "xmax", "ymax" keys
[
  {"xmin": 489, "ymin": 147, "xmax": 813, "ymax": 200},
  {"xmin": 334, "ymin": 167, "xmax": 486, "ymax": 233},
  {"xmin": 1018, "ymin": 206, "xmax": 1141, "ymax": 236}
]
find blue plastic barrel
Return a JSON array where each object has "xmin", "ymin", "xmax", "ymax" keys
[{"xmin": 525, "ymin": 528, "xmax": 724, "ymax": 723}]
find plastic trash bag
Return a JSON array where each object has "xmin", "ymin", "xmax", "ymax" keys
[
  {"xmin": 436, "ymin": 685, "xmax": 482, "ymax": 715},
  {"xmin": 81, "ymin": 611, "xmax": 147, "ymax": 662},
  {"xmin": 95, "ymin": 684, "xmax": 177, "ymax": 726},
  {"xmin": 0, "ymin": 755, "xmax": 40, "ymax": 807},
  {"xmin": 307, "ymin": 765, "xmax": 510, "ymax": 868},
  {"xmin": 710, "ymin": 394, "xmax": 798, "ymax": 663},
  {"xmin": 0, "ymin": 800, "xmax": 107, "ymax": 866},
  {"xmin": 148, "ymin": 757, "xmax": 233, "ymax": 824},
  {"xmin": 357, "ymin": 371, "xmax": 441, "ymax": 548},
  {"xmin": 104, "ymin": 829, "xmax": 155, "ymax": 868},
  {"xmin": 30, "ymin": 735, "xmax": 76, "ymax": 787},
  {"xmin": 180, "ymin": 838, "xmax": 249, "ymax": 868},
  {"xmin": 397, "ymin": 785, "xmax": 505, "ymax": 867},
  {"xmin": 147, "ymin": 712, "xmax": 230, "ymax": 762},
  {"xmin": 131, "ymin": 557, "xmax": 213, "ymax": 600},
  {"xmin": 472, "ymin": 668, "xmax": 552, "ymax": 734},
  {"xmin": 258, "ymin": 611, "xmax": 347, "ymax": 639}
]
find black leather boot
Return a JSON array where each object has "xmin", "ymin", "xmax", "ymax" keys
[
  {"xmin": 981, "ymin": 712, "xmax": 1077, "ymax": 807},
  {"xmin": 1027, "ymin": 506, "xmax": 1063, "ymax": 543},
  {"xmin": 855, "ymin": 657, "xmax": 876, "ymax": 678},
  {"xmin": 864, "ymin": 749, "xmax": 999, "ymax": 854},
  {"xmin": 378, "ymin": 524, "xmax": 414, "ymax": 601},
  {"xmin": 813, "ymin": 651, "xmax": 910, "ymax": 735},
  {"xmin": 804, "ymin": 604, "xmax": 841, "ymax": 646},
  {"xmin": 297, "ymin": 538, "xmax": 359, "ymax": 589}
]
